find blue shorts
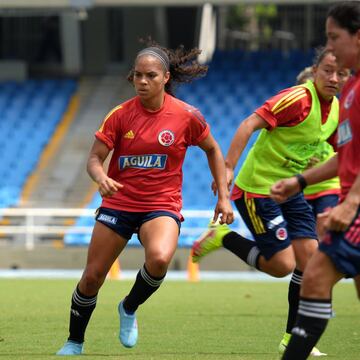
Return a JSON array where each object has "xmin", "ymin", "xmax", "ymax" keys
[
  {"xmin": 234, "ymin": 192, "xmax": 317, "ymax": 260},
  {"xmin": 319, "ymin": 207, "xmax": 360, "ymax": 278},
  {"xmin": 306, "ymin": 194, "xmax": 339, "ymax": 217},
  {"xmin": 95, "ymin": 207, "xmax": 181, "ymax": 242}
]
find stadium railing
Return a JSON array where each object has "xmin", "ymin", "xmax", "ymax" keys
[{"xmin": 0, "ymin": 207, "xmax": 253, "ymax": 280}]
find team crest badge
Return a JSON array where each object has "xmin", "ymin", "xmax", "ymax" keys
[
  {"xmin": 344, "ymin": 89, "xmax": 355, "ymax": 109},
  {"xmin": 158, "ymin": 130, "xmax": 175, "ymax": 146},
  {"xmin": 276, "ymin": 227, "xmax": 288, "ymax": 241}
]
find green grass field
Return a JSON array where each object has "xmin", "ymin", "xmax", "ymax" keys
[{"xmin": 0, "ymin": 279, "xmax": 359, "ymax": 359}]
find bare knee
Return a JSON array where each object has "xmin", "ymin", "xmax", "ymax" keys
[
  {"xmin": 80, "ymin": 267, "xmax": 106, "ymax": 295},
  {"xmin": 268, "ymin": 260, "xmax": 295, "ymax": 277},
  {"xmin": 146, "ymin": 252, "xmax": 171, "ymax": 276},
  {"xmin": 301, "ymin": 271, "xmax": 326, "ymax": 298},
  {"xmin": 301, "ymin": 266, "xmax": 332, "ymax": 298},
  {"xmin": 259, "ymin": 251, "xmax": 295, "ymax": 278}
]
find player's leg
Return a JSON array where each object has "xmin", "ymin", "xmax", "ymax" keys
[
  {"xmin": 278, "ymin": 238, "xmax": 327, "ymax": 356},
  {"xmin": 279, "ymin": 193, "xmax": 322, "ymax": 356},
  {"xmin": 192, "ymin": 193, "xmax": 296, "ymax": 277},
  {"xmin": 57, "ymin": 218, "xmax": 127, "ymax": 355},
  {"xmin": 283, "ymin": 211, "xmax": 360, "ymax": 360},
  {"xmin": 119, "ymin": 213, "xmax": 179, "ymax": 348},
  {"xmin": 281, "ymin": 250, "xmax": 343, "ymax": 360}
]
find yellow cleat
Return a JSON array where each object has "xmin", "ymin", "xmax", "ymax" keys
[
  {"xmin": 278, "ymin": 333, "xmax": 327, "ymax": 357},
  {"xmin": 191, "ymin": 221, "xmax": 231, "ymax": 263}
]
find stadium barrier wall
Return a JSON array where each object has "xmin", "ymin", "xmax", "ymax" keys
[{"xmin": 0, "ymin": 208, "xmax": 252, "ymax": 280}]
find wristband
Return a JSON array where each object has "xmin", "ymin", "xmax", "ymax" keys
[{"xmin": 295, "ymin": 174, "xmax": 307, "ymax": 191}]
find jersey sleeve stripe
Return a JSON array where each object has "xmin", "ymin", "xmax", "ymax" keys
[
  {"xmin": 271, "ymin": 88, "xmax": 306, "ymax": 113},
  {"xmin": 186, "ymin": 108, "xmax": 207, "ymax": 127},
  {"xmin": 98, "ymin": 105, "xmax": 123, "ymax": 132},
  {"xmin": 273, "ymin": 93, "xmax": 308, "ymax": 115}
]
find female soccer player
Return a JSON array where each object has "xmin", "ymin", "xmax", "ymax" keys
[
  {"xmin": 192, "ymin": 47, "xmax": 348, "ymax": 356},
  {"xmin": 57, "ymin": 42, "xmax": 233, "ymax": 355},
  {"xmin": 295, "ymin": 61, "xmax": 350, "ymax": 241},
  {"xmin": 272, "ymin": 2, "xmax": 360, "ymax": 358}
]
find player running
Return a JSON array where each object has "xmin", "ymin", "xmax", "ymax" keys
[
  {"xmin": 56, "ymin": 41, "xmax": 233, "ymax": 356},
  {"xmin": 275, "ymin": 2, "xmax": 360, "ymax": 358}
]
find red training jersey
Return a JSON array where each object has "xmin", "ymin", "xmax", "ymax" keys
[
  {"xmin": 255, "ymin": 84, "xmax": 333, "ymax": 129},
  {"xmin": 337, "ymin": 70, "xmax": 360, "ymax": 200},
  {"xmin": 95, "ymin": 93, "xmax": 209, "ymax": 219}
]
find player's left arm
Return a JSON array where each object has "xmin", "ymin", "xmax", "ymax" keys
[{"xmin": 198, "ymin": 133, "xmax": 234, "ymax": 225}]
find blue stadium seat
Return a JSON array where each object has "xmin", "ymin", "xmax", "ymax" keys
[{"xmin": 0, "ymin": 78, "xmax": 77, "ymax": 208}]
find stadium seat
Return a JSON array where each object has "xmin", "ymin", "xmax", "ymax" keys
[{"xmin": 0, "ymin": 78, "xmax": 77, "ymax": 208}]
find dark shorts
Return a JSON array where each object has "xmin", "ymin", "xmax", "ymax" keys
[
  {"xmin": 306, "ymin": 194, "xmax": 339, "ymax": 217},
  {"xmin": 95, "ymin": 207, "xmax": 181, "ymax": 242},
  {"xmin": 319, "ymin": 207, "xmax": 360, "ymax": 278},
  {"xmin": 234, "ymin": 192, "xmax": 317, "ymax": 260}
]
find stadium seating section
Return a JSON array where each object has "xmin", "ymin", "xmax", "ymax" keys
[{"xmin": 0, "ymin": 78, "xmax": 77, "ymax": 208}]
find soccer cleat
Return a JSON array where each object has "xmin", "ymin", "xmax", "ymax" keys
[
  {"xmin": 278, "ymin": 333, "xmax": 327, "ymax": 357},
  {"xmin": 56, "ymin": 340, "xmax": 83, "ymax": 356},
  {"xmin": 118, "ymin": 300, "xmax": 138, "ymax": 348},
  {"xmin": 191, "ymin": 220, "xmax": 231, "ymax": 263},
  {"xmin": 278, "ymin": 332, "xmax": 291, "ymax": 356}
]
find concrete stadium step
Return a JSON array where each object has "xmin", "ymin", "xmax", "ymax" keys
[{"xmin": 26, "ymin": 75, "xmax": 133, "ymax": 208}]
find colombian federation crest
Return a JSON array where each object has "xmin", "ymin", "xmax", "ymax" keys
[
  {"xmin": 344, "ymin": 89, "xmax": 355, "ymax": 109},
  {"xmin": 276, "ymin": 227, "xmax": 288, "ymax": 241},
  {"xmin": 158, "ymin": 130, "xmax": 175, "ymax": 146}
]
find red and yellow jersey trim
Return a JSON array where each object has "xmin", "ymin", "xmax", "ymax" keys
[
  {"xmin": 271, "ymin": 87, "xmax": 307, "ymax": 115},
  {"xmin": 98, "ymin": 105, "xmax": 123, "ymax": 132}
]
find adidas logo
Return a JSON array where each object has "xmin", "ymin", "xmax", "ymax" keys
[
  {"xmin": 292, "ymin": 327, "xmax": 308, "ymax": 338},
  {"xmin": 124, "ymin": 130, "xmax": 135, "ymax": 139},
  {"xmin": 71, "ymin": 309, "xmax": 81, "ymax": 317}
]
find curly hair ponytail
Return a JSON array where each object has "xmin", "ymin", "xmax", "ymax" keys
[{"xmin": 128, "ymin": 38, "xmax": 208, "ymax": 97}]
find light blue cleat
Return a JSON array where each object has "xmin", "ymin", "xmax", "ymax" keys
[
  {"xmin": 118, "ymin": 300, "xmax": 138, "ymax": 348},
  {"xmin": 56, "ymin": 340, "xmax": 83, "ymax": 355}
]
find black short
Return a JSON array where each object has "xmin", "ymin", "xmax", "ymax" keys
[{"xmin": 95, "ymin": 207, "xmax": 181, "ymax": 241}]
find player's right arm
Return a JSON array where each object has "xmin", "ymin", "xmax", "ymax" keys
[
  {"xmin": 87, "ymin": 139, "xmax": 123, "ymax": 197},
  {"xmin": 271, "ymin": 154, "xmax": 338, "ymax": 203}
]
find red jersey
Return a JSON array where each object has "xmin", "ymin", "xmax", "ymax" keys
[
  {"xmin": 337, "ymin": 71, "xmax": 360, "ymax": 199},
  {"xmin": 255, "ymin": 83, "xmax": 332, "ymax": 129},
  {"xmin": 95, "ymin": 93, "xmax": 209, "ymax": 219}
]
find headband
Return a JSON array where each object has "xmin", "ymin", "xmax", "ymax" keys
[{"xmin": 136, "ymin": 47, "xmax": 170, "ymax": 71}]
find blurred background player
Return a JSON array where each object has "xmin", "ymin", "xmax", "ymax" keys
[
  {"xmin": 192, "ymin": 47, "xmax": 349, "ymax": 356},
  {"xmin": 296, "ymin": 66, "xmax": 313, "ymax": 85},
  {"xmin": 56, "ymin": 41, "xmax": 233, "ymax": 356},
  {"xmin": 270, "ymin": 3, "xmax": 360, "ymax": 358}
]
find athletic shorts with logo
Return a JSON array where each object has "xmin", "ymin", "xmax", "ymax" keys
[
  {"xmin": 95, "ymin": 207, "xmax": 181, "ymax": 242},
  {"xmin": 234, "ymin": 192, "xmax": 317, "ymax": 260}
]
